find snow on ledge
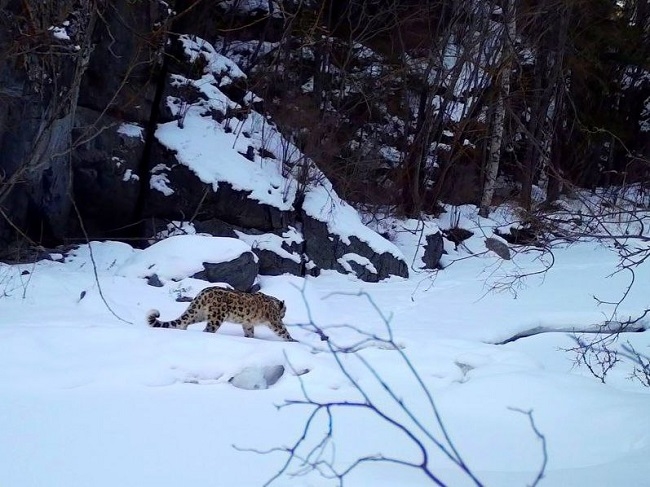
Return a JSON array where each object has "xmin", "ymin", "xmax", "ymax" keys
[
  {"xmin": 234, "ymin": 227, "xmax": 303, "ymax": 264},
  {"xmin": 117, "ymin": 123, "xmax": 144, "ymax": 140},
  {"xmin": 117, "ymin": 235, "xmax": 255, "ymax": 282},
  {"xmin": 154, "ymin": 35, "xmax": 298, "ymax": 210},
  {"xmin": 178, "ymin": 35, "xmax": 246, "ymax": 83},
  {"xmin": 303, "ymin": 182, "xmax": 405, "ymax": 261},
  {"xmin": 155, "ymin": 107, "xmax": 294, "ymax": 209},
  {"xmin": 150, "ymin": 164, "xmax": 174, "ymax": 196},
  {"xmin": 338, "ymin": 253, "xmax": 378, "ymax": 275}
]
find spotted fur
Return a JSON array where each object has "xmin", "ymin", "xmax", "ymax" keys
[{"xmin": 147, "ymin": 287, "xmax": 295, "ymax": 341}]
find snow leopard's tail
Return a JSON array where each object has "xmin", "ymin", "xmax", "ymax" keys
[
  {"xmin": 146, "ymin": 309, "xmax": 189, "ymax": 329},
  {"xmin": 146, "ymin": 309, "xmax": 162, "ymax": 327}
]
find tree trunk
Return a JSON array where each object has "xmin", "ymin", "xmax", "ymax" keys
[
  {"xmin": 400, "ymin": 87, "xmax": 429, "ymax": 217},
  {"xmin": 479, "ymin": 0, "xmax": 515, "ymax": 218}
]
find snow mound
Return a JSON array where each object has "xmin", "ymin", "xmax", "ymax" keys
[{"xmin": 117, "ymin": 235, "xmax": 255, "ymax": 282}]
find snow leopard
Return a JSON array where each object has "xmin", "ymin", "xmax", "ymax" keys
[{"xmin": 147, "ymin": 287, "xmax": 295, "ymax": 341}]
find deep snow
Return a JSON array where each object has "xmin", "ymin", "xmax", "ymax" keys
[{"xmin": 1, "ymin": 214, "xmax": 649, "ymax": 487}]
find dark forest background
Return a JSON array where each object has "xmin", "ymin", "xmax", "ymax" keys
[{"xmin": 0, "ymin": 0, "xmax": 648, "ymax": 257}]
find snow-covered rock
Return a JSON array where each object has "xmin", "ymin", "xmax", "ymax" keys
[
  {"xmin": 192, "ymin": 251, "xmax": 258, "ymax": 291},
  {"xmin": 229, "ymin": 365, "xmax": 285, "ymax": 390},
  {"xmin": 192, "ymin": 219, "xmax": 303, "ymax": 276},
  {"xmin": 118, "ymin": 235, "xmax": 258, "ymax": 290},
  {"xmin": 302, "ymin": 183, "xmax": 408, "ymax": 281}
]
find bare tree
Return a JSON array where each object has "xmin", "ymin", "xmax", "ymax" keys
[{"xmin": 479, "ymin": 0, "xmax": 516, "ymax": 218}]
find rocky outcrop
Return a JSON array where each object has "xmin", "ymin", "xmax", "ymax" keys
[
  {"xmin": 0, "ymin": 4, "xmax": 411, "ymax": 283},
  {"xmin": 191, "ymin": 219, "xmax": 304, "ymax": 276},
  {"xmin": 254, "ymin": 247, "xmax": 304, "ymax": 276},
  {"xmin": 233, "ymin": 226, "xmax": 305, "ymax": 276},
  {"xmin": 144, "ymin": 155, "xmax": 291, "ymax": 231},
  {"xmin": 143, "ymin": 33, "xmax": 293, "ymax": 232},
  {"xmin": 302, "ymin": 211, "xmax": 408, "ymax": 282}
]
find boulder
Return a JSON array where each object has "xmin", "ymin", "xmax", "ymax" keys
[
  {"xmin": 422, "ymin": 231, "xmax": 444, "ymax": 269},
  {"xmin": 144, "ymin": 217, "xmax": 304, "ymax": 277},
  {"xmin": 193, "ymin": 218, "xmax": 239, "ymax": 238},
  {"xmin": 484, "ymin": 237, "xmax": 512, "ymax": 260},
  {"xmin": 254, "ymin": 248, "xmax": 303, "ymax": 276},
  {"xmin": 232, "ymin": 226, "xmax": 304, "ymax": 276},
  {"xmin": 118, "ymin": 235, "xmax": 258, "ymax": 291},
  {"xmin": 192, "ymin": 251, "xmax": 258, "ymax": 291}
]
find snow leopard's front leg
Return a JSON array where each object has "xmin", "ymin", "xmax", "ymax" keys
[{"xmin": 269, "ymin": 320, "xmax": 297, "ymax": 342}]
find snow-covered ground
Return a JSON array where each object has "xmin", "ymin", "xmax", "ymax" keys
[{"xmin": 1, "ymin": 207, "xmax": 649, "ymax": 487}]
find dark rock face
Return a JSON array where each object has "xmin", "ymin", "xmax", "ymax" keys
[
  {"xmin": 422, "ymin": 231, "xmax": 444, "ymax": 269},
  {"xmin": 78, "ymin": 0, "xmax": 169, "ymax": 123},
  {"xmin": 69, "ymin": 108, "xmax": 144, "ymax": 238},
  {"xmin": 346, "ymin": 235, "xmax": 409, "ymax": 281},
  {"xmin": 26, "ymin": 118, "xmax": 74, "ymax": 242},
  {"xmin": 254, "ymin": 248, "xmax": 303, "ymax": 276},
  {"xmin": 191, "ymin": 251, "xmax": 258, "ymax": 291},
  {"xmin": 211, "ymin": 183, "xmax": 290, "ymax": 231},
  {"xmin": 0, "ymin": 1, "xmax": 95, "ymax": 246},
  {"xmin": 193, "ymin": 219, "xmax": 239, "ymax": 238},
  {"xmin": 144, "ymin": 155, "xmax": 291, "ymax": 231},
  {"xmin": 302, "ymin": 211, "xmax": 408, "ymax": 282}
]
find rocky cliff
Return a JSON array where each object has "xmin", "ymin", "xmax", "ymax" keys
[{"xmin": 0, "ymin": 1, "xmax": 444, "ymax": 280}]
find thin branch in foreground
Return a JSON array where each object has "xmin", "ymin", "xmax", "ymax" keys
[
  {"xmin": 69, "ymin": 194, "xmax": 133, "ymax": 325},
  {"xmin": 620, "ymin": 343, "xmax": 650, "ymax": 388},
  {"xmin": 508, "ymin": 408, "xmax": 548, "ymax": 487},
  {"xmin": 237, "ymin": 284, "xmax": 547, "ymax": 486}
]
